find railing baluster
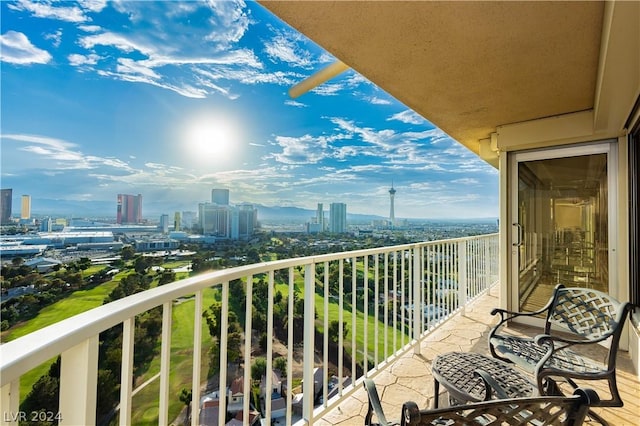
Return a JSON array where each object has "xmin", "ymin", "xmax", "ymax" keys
[
  {"xmin": 323, "ymin": 261, "xmax": 329, "ymax": 406},
  {"xmin": 159, "ymin": 301, "xmax": 172, "ymax": 426},
  {"xmin": 286, "ymin": 268, "xmax": 294, "ymax": 426},
  {"xmin": 458, "ymin": 240, "xmax": 468, "ymax": 315},
  {"xmin": 265, "ymin": 272, "xmax": 274, "ymax": 425},
  {"xmin": 383, "ymin": 253, "xmax": 388, "ymax": 361},
  {"xmin": 374, "ymin": 254, "xmax": 379, "ymax": 367},
  {"xmin": 400, "ymin": 251, "xmax": 405, "ymax": 348},
  {"xmin": 191, "ymin": 292, "xmax": 202, "ymax": 426},
  {"xmin": 412, "ymin": 245, "xmax": 421, "ymax": 353},
  {"xmin": 119, "ymin": 317, "xmax": 135, "ymax": 426},
  {"xmin": 351, "ymin": 256, "xmax": 356, "ymax": 381},
  {"xmin": 303, "ymin": 263, "xmax": 315, "ymax": 423},
  {"xmin": 363, "ymin": 255, "xmax": 369, "ymax": 375},
  {"xmin": 60, "ymin": 336, "xmax": 98, "ymax": 426},
  {"xmin": 338, "ymin": 259, "xmax": 344, "ymax": 397},
  {"xmin": 1, "ymin": 380, "xmax": 20, "ymax": 426},
  {"xmin": 244, "ymin": 275, "xmax": 254, "ymax": 426},
  {"xmin": 393, "ymin": 251, "xmax": 398, "ymax": 354},
  {"xmin": 219, "ymin": 282, "xmax": 230, "ymax": 426}
]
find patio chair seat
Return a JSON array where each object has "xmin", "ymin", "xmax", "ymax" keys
[{"xmin": 491, "ymin": 335, "xmax": 605, "ymax": 375}]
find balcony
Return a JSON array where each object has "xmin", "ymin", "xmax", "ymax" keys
[{"xmin": 1, "ymin": 233, "xmax": 637, "ymax": 426}]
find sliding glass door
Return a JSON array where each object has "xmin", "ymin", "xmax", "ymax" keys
[{"xmin": 510, "ymin": 142, "xmax": 617, "ymax": 312}]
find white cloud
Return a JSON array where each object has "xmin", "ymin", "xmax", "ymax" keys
[
  {"xmin": 78, "ymin": 25, "xmax": 102, "ymax": 33},
  {"xmin": 452, "ymin": 178, "xmax": 479, "ymax": 185},
  {"xmin": 263, "ymin": 26, "xmax": 314, "ymax": 68},
  {"xmin": 7, "ymin": 0, "xmax": 89, "ymax": 22},
  {"xmin": 368, "ymin": 96, "xmax": 392, "ymax": 105},
  {"xmin": 272, "ymin": 135, "xmax": 330, "ymax": 164},
  {"xmin": 311, "ymin": 83, "xmax": 344, "ymax": 96},
  {"xmin": 387, "ymin": 110, "xmax": 426, "ymax": 125},
  {"xmin": 285, "ymin": 100, "xmax": 307, "ymax": 108},
  {"xmin": 1, "ymin": 133, "xmax": 134, "ymax": 171},
  {"xmin": 68, "ymin": 53, "xmax": 101, "ymax": 66},
  {"xmin": 0, "ymin": 31, "xmax": 52, "ymax": 65},
  {"xmin": 44, "ymin": 29, "xmax": 63, "ymax": 48},
  {"xmin": 204, "ymin": 0, "xmax": 251, "ymax": 49}
]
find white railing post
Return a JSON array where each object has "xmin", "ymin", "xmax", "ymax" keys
[
  {"xmin": 245, "ymin": 275, "xmax": 255, "ymax": 425},
  {"xmin": 412, "ymin": 245, "xmax": 421, "ymax": 354},
  {"xmin": 119, "ymin": 317, "xmax": 135, "ymax": 426},
  {"xmin": 159, "ymin": 301, "xmax": 172, "ymax": 426},
  {"xmin": 265, "ymin": 272, "xmax": 274, "ymax": 424},
  {"xmin": 1, "ymin": 380, "xmax": 20, "ymax": 426},
  {"xmin": 458, "ymin": 240, "xmax": 468, "ymax": 315},
  {"xmin": 303, "ymin": 263, "xmax": 315, "ymax": 423},
  {"xmin": 218, "ymin": 282, "xmax": 229, "ymax": 426},
  {"xmin": 60, "ymin": 335, "xmax": 98, "ymax": 426},
  {"xmin": 191, "ymin": 293, "xmax": 202, "ymax": 426},
  {"xmin": 286, "ymin": 269, "xmax": 294, "ymax": 425}
]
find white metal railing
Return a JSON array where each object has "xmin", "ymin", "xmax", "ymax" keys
[{"xmin": 0, "ymin": 233, "xmax": 498, "ymax": 426}]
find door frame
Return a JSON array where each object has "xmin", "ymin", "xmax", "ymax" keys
[{"xmin": 508, "ymin": 140, "xmax": 619, "ymax": 316}]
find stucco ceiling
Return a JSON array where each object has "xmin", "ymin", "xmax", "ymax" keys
[{"xmin": 260, "ymin": 1, "xmax": 605, "ymax": 157}]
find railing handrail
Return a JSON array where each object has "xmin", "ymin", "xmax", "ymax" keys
[{"xmin": 0, "ymin": 233, "xmax": 499, "ymax": 424}]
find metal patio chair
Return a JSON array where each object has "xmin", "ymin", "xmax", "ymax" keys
[
  {"xmin": 363, "ymin": 378, "xmax": 600, "ymax": 426},
  {"xmin": 488, "ymin": 284, "xmax": 634, "ymax": 411}
]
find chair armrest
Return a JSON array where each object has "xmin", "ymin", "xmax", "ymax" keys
[
  {"xmin": 473, "ymin": 369, "xmax": 510, "ymax": 400},
  {"xmin": 534, "ymin": 332, "xmax": 610, "ymax": 348},
  {"xmin": 364, "ymin": 379, "xmax": 391, "ymax": 426},
  {"xmin": 490, "ymin": 305, "xmax": 549, "ymax": 321}
]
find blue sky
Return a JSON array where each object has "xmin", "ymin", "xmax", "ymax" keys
[{"xmin": 1, "ymin": 0, "xmax": 498, "ymax": 220}]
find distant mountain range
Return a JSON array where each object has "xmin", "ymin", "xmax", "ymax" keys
[
  {"xmin": 24, "ymin": 198, "xmax": 384, "ymax": 223},
  {"xmin": 23, "ymin": 198, "xmax": 495, "ymax": 224}
]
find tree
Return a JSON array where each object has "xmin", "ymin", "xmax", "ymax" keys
[
  {"xmin": 328, "ymin": 320, "xmax": 348, "ymax": 344},
  {"xmin": 179, "ymin": 388, "xmax": 192, "ymax": 425},
  {"xmin": 121, "ymin": 246, "xmax": 136, "ymax": 260},
  {"xmin": 158, "ymin": 270, "xmax": 176, "ymax": 286},
  {"xmin": 274, "ymin": 357, "xmax": 287, "ymax": 376},
  {"xmin": 251, "ymin": 357, "xmax": 267, "ymax": 381}
]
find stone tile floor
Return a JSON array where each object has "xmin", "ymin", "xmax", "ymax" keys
[{"xmin": 316, "ymin": 289, "xmax": 640, "ymax": 425}]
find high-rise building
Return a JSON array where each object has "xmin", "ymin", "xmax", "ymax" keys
[
  {"xmin": 174, "ymin": 212, "xmax": 181, "ymax": 232},
  {"xmin": 211, "ymin": 188, "xmax": 230, "ymax": 205},
  {"xmin": 181, "ymin": 211, "xmax": 197, "ymax": 229},
  {"xmin": 199, "ymin": 201, "xmax": 257, "ymax": 240},
  {"xmin": 160, "ymin": 214, "xmax": 170, "ymax": 234},
  {"xmin": 1, "ymin": 189, "xmax": 12, "ymax": 224},
  {"xmin": 199, "ymin": 203, "xmax": 231, "ymax": 237},
  {"xmin": 316, "ymin": 203, "xmax": 325, "ymax": 229},
  {"xmin": 117, "ymin": 194, "xmax": 143, "ymax": 224},
  {"xmin": 329, "ymin": 202, "xmax": 347, "ymax": 233},
  {"xmin": 389, "ymin": 183, "xmax": 396, "ymax": 227},
  {"xmin": 233, "ymin": 203, "xmax": 258, "ymax": 240},
  {"xmin": 21, "ymin": 195, "xmax": 31, "ymax": 219}
]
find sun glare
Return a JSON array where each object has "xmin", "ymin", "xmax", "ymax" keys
[{"xmin": 184, "ymin": 114, "xmax": 242, "ymax": 164}]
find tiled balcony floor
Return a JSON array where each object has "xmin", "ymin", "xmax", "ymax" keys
[{"xmin": 317, "ymin": 290, "xmax": 640, "ymax": 425}]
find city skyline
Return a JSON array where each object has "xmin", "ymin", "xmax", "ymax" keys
[{"xmin": 1, "ymin": 1, "xmax": 498, "ymax": 220}]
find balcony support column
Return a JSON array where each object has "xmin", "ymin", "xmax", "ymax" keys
[
  {"xmin": 60, "ymin": 335, "xmax": 98, "ymax": 426},
  {"xmin": 303, "ymin": 263, "xmax": 315, "ymax": 423}
]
